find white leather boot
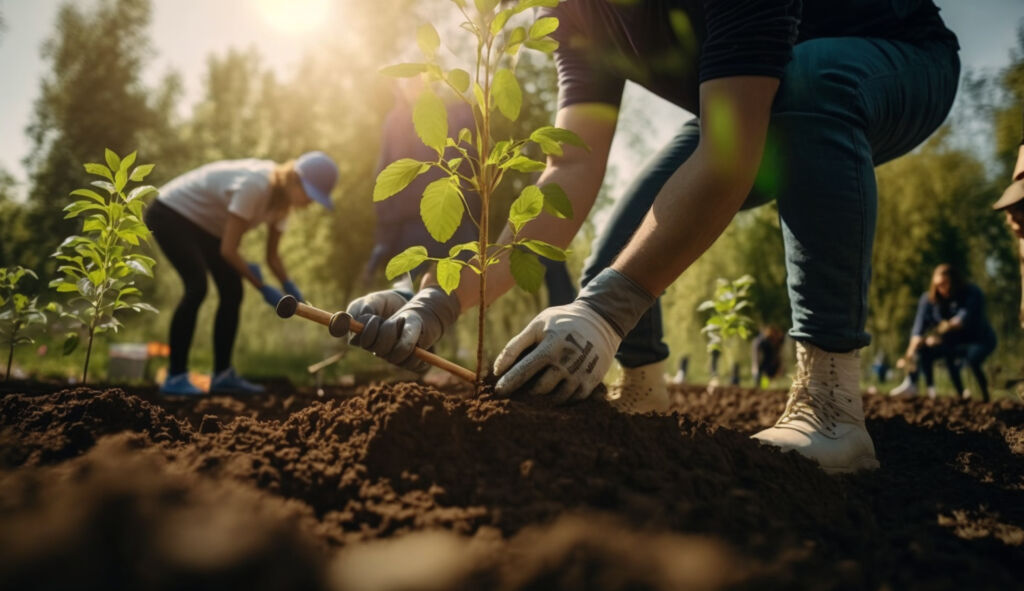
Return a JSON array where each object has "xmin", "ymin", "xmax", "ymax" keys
[
  {"xmin": 752, "ymin": 342, "xmax": 879, "ymax": 474},
  {"xmin": 605, "ymin": 361, "xmax": 671, "ymax": 414}
]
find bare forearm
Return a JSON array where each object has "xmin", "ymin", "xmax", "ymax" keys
[
  {"xmin": 267, "ymin": 254, "xmax": 289, "ymax": 284},
  {"xmin": 612, "ymin": 147, "xmax": 755, "ymax": 295},
  {"xmin": 221, "ymin": 247, "xmax": 261, "ymax": 288}
]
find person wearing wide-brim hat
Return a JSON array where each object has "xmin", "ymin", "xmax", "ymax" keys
[
  {"xmin": 144, "ymin": 151, "xmax": 339, "ymax": 395},
  {"xmin": 992, "ymin": 110, "xmax": 1024, "ymax": 329}
]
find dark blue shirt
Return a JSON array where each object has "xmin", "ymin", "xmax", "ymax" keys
[
  {"xmin": 911, "ymin": 283, "xmax": 995, "ymax": 345},
  {"xmin": 548, "ymin": 0, "xmax": 958, "ymax": 113}
]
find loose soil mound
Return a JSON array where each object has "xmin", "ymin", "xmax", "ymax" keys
[{"xmin": 1, "ymin": 382, "xmax": 1021, "ymax": 590}]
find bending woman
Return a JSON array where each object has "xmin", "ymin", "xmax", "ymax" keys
[
  {"xmin": 890, "ymin": 264, "xmax": 997, "ymax": 401},
  {"xmin": 145, "ymin": 152, "xmax": 338, "ymax": 395}
]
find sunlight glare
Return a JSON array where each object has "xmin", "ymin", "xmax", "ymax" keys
[{"xmin": 257, "ymin": 0, "xmax": 332, "ymax": 35}]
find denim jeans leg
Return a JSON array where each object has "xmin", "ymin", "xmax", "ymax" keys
[
  {"xmin": 580, "ymin": 119, "xmax": 701, "ymax": 368},
  {"xmin": 768, "ymin": 38, "xmax": 960, "ymax": 352}
]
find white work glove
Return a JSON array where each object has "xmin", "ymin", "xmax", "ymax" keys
[
  {"xmin": 493, "ymin": 268, "xmax": 655, "ymax": 402},
  {"xmin": 346, "ymin": 286, "xmax": 460, "ymax": 373}
]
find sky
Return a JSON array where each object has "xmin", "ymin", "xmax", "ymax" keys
[{"xmin": 0, "ymin": 0, "xmax": 1022, "ymax": 199}]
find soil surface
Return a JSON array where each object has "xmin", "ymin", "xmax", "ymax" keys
[{"xmin": 0, "ymin": 380, "xmax": 1021, "ymax": 590}]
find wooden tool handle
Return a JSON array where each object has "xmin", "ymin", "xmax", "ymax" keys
[{"xmin": 277, "ymin": 296, "xmax": 476, "ymax": 384}]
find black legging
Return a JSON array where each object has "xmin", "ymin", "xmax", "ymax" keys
[
  {"xmin": 914, "ymin": 339, "xmax": 996, "ymax": 402},
  {"xmin": 144, "ymin": 201, "xmax": 242, "ymax": 375}
]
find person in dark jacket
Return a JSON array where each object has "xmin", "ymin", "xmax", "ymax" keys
[{"xmin": 890, "ymin": 264, "xmax": 997, "ymax": 401}]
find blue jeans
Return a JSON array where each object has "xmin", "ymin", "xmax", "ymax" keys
[{"xmin": 582, "ymin": 37, "xmax": 960, "ymax": 368}]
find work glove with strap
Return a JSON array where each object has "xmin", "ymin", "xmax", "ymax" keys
[
  {"xmin": 345, "ymin": 287, "xmax": 459, "ymax": 373},
  {"xmin": 259, "ymin": 284, "xmax": 284, "ymax": 308},
  {"xmin": 493, "ymin": 268, "xmax": 655, "ymax": 403}
]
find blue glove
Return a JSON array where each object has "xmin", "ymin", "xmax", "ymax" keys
[
  {"xmin": 282, "ymin": 280, "xmax": 304, "ymax": 303},
  {"xmin": 259, "ymin": 284, "xmax": 285, "ymax": 308},
  {"xmin": 247, "ymin": 262, "xmax": 264, "ymax": 283}
]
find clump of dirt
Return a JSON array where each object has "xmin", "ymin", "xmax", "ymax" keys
[
  {"xmin": 1, "ymin": 381, "xmax": 1022, "ymax": 590},
  {"xmin": 0, "ymin": 387, "xmax": 191, "ymax": 468}
]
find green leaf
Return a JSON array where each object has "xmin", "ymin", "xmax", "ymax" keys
[
  {"xmin": 474, "ymin": 0, "xmax": 498, "ymax": 17},
  {"xmin": 447, "ymin": 68, "xmax": 470, "ymax": 93},
  {"xmin": 515, "ymin": 0, "xmax": 558, "ymax": 12},
  {"xmin": 82, "ymin": 217, "xmax": 105, "ymax": 233},
  {"xmin": 447, "ymin": 157, "xmax": 464, "ymax": 171},
  {"xmin": 502, "ymin": 155, "xmax": 546, "ymax": 172},
  {"xmin": 385, "ymin": 246, "xmax": 429, "ymax": 280},
  {"xmin": 521, "ymin": 239, "xmax": 566, "ymax": 261},
  {"xmin": 697, "ymin": 300, "xmax": 715, "ymax": 312},
  {"xmin": 524, "ymin": 38, "xmax": 559, "ymax": 54},
  {"xmin": 509, "ymin": 249, "xmax": 545, "ymax": 292},
  {"xmin": 120, "ymin": 151, "xmax": 137, "ymax": 172},
  {"xmin": 129, "ymin": 163, "xmax": 154, "ymax": 182},
  {"xmin": 104, "ymin": 149, "xmax": 121, "ymax": 172},
  {"xmin": 529, "ymin": 16, "xmax": 558, "ymax": 39},
  {"xmin": 530, "ymin": 126, "xmax": 587, "ymax": 151},
  {"xmin": 417, "ymin": 23, "xmax": 440, "ymax": 57},
  {"xmin": 84, "ymin": 162, "xmax": 113, "ymax": 181},
  {"xmin": 492, "ymin": 68, "xmax": 522, "ymax": 121},
  {"xmin": 413, "ymin": 89, "xmax": 448, "ymax": 154},
  {"xmin": 374, "ymin": 158, "xmax": 429, "ymax": 201},
  {"xmin": 540, "ymin": 183, "xmax": 573, "ymax": 219},
  {"xmin": 62, "ymin": 333, "xmax": 79, "ymax": 356},
  {"xmin": 505, "ymin": 26, "xmax": 527, "ymax": 54},
  {"xmin": 458, "ymin": 128, "xmax": 472, "ymax": 145},
  {"xmin": 436, "ymin": 258, "xmax": 462, "ymax": 294},
  {"xmin": 130, "ymin": 302, "xmax": 159, "ymax": 315},
  {"xmin": 420, "ymin": 178, "xmax": 465, "ymax": 243},
  {"xmin": 487, "ymin": 140, "xmax": 511, "ymax": 164},
  {"xmin": 448, "ymin": 241, "xmax": 479, "ymax": 257},
  {"xmin": 508, "ymin": 185, "xmax": 544, "ymax": 233},
  {"xmin": 491, "ymin": 8, "xmax": 513, "ymax": 35},
  {"xmin": 450, "ymin": 0, "xmax": 466, "ymax": 8},
  {"xmin": 70, "ymin": 188, "xmax": 106, "ymax": 204},
  {"xmin": 114, "ymin": 167, "xmax": 128, "ymax": 193},
  {"xmin": 127, "ymin": 185, "xmax": 157, "ymax": 202},
  {"xmin": 380, "ymin": 63, "xmax": 429, "ymax": 77},
  {"xmin": 91, "ymin": 180, "xmax": 116, "ymax": 194}
]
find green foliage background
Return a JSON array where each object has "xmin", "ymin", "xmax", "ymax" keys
[{"xmin": 1, "ymin": 0, "xmax": 1021, "ymax": 388}]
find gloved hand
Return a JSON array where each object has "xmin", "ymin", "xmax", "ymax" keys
[
  {"xmin": 346, "ymin": 286, "xmax": 459, "ymax": 373},
  {"xmin": 247, "ymin": 262, "xmax": 264, "ymax": 283},
  {"xmin": 493, "ymin": 268, "xmax": 655, "ymax": 402},
  {"xmin": 259, "ymin": 284, "xmax": 284, "ymax": 308},
  {"xmin": 282, "ymin": 280, "xmax": 304, "ymax": 303},
  {"xmin": 345, "ymin": 289, "xmax": 412, "ymax": 324}
]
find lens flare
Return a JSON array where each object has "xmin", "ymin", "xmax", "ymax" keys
[{"xmin": 257, "ymin": 0, "xmax": 332, "ymax": 35}]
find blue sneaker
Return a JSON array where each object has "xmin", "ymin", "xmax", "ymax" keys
[
  {"xmin": 161, "ymin": 372, "xmax": 204, "ymax": 396},
  {"xmin": 209, "ymin": 368, "xmax": 265, "ymax": 394}
]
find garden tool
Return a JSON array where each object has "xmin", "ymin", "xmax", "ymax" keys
[{"xmin": 275, "ymin": 295, "xmax": 476, "ymax": 384}]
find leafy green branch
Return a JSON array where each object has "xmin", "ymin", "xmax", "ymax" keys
[
  {"xmin": 698, "ymin": 275, "xmax": 756, "ymax": 354},
  {"xmin": 49, "ymin": 149, "xmax": 159, "ymax": 382},
  {"xmin": 373, "ymin": 0, "xmax": 587, "ymax": 383},
  {"xmin": 0, "ymin": 266, "xmax": 48, "ymax": 380}
]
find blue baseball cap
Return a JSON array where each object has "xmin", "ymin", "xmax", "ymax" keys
[{"xmin": 295, "ymin": 151, "xmax": 338, "ymax": 211}]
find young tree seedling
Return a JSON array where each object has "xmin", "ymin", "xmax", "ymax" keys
[
  {"xmin": 374, "ymin": 0, "xmax": 584, "ymax": 386},
  {"xmin": 0, "ymin": 266, "xmax": 48, "ymax": 380},
  {"xmin": 49, "ymin": 149, "xmax": 158, "ymax": 383},
  {"xmin": 698, "ymin": 274, "xmax": 756, "ymax": 360}
]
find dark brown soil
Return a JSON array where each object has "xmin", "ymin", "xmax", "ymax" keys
[{"xmin": 1, "ymin": 380, "xmax": 1021, "ymax": 590}]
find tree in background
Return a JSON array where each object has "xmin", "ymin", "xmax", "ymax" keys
[{"xmin": 20, "ymin": 0, "xmax": 169, "ymax": 277}]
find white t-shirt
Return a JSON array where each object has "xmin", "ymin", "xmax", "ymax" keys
[{"xmin": 157, "ymin": 159, "xmax": 286, "ymax": 237}]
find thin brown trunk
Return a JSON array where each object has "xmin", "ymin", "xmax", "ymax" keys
[
  {"xmin": 5, "ymin": 342, "xmax": 13, "ymax": 381},
  {"xmin": 82, "ymin": 329, "xmax": 95, "ymax": 383}
]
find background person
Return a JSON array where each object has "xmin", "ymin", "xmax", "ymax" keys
[
  {"xmin": 991, "ymin": 107, "xmax": 1024, "ymax": 330},
  {"xmin": 751, "ymin": 325, "xmax": 785, "ymax": 388},
  {"xmin": 890, "ymin": 264, "xmax": 997, "ymax": 401},
  {"xmin": 145, "ymin": 152, "xmax": 338, "ymax": 395}
]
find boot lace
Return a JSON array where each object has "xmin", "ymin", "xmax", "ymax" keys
[{"xmin": 776, "ymin": 346, "xmax": 857, "ymax": 438}]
